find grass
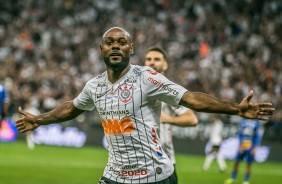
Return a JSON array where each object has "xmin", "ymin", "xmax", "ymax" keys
[{"xmin": 0, "ymin": 141, "xmax": 282, "ymax": 184}]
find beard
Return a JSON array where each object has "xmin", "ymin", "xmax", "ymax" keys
[{"xmin": 104, "ymin": 55, "xmax": 130, "ymax": 71}]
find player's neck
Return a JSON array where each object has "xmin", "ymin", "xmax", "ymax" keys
[{"xmin": 106, "ymin": 64, "xmax": 131, "ymax": 84}]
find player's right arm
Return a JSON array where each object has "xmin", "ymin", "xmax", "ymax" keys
[
  {"xmin": 161, "ymin": 110, "xmax": 198, "ymax": 127},
  {"xmin": 16, "ymin": 100, "xmax": 85, "ymax": 133}
]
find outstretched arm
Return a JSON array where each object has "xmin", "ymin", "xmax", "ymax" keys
[
  {"xmin": 16, "ymin": 100, "xmax": 85, "ymax": 133},
  {"xmin": 179, "ymin": 90, "xmax": 275, "ymax": 121},
  {"xmin": 160, "ymin": 110, "xmax": 198, "ymax": 127}
]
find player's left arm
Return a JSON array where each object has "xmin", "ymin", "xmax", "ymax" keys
[
  {"xmin": 161, "ymin": 110, "xmax": 198, "ymax": 127},
  {"xmin": 179, "ymin": 90, "xmax": 275, "ymax": 121}
]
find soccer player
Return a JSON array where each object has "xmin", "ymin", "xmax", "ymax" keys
[
  {"xmin": 202, "ymin": 114, "xmax": 226, "ymax": 172},
  {"xmin": 16, "ymin": 27, "xmax": 275, "ymax": 184},
  {"xmin": 24, "ymin": 100, "xmax": 40, "ymax": 150},
  {"xmin": 145, "ymin": 45, "xmax": 198, "ymax": 183},
  {"xmin": 225, "ymin": 119, "xmax": 261, "ymax": 184},
  {"xmin": 0, "ymin": 82, "xmax": 8, "ymax": 132}
]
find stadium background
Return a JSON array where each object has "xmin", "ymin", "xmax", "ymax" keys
[{"xmin": 0, "ymin": 0, "xmax": 282, "ymax": 168}]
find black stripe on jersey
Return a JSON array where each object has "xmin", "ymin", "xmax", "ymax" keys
[
  {"xmin": 129, "ymin": 82, "xmax": 140, "ymax": 184},
  {"xmin": 110, "ymin": 84, "xmax": 124, "ymax": 182},
  {"xmin": 117, "ymin": 81, "xmax": 132, "ymax": 183},
  {"xmin": 137, "ymin": 80, "xmax": 153, "ymax": 183},
  {"xmin": 106, "ymin": 85, "xmax": 119, "ymax": 181},
  {"xmin": 101, "ymin": 78, "xmax": 116, "ymax": 180}
]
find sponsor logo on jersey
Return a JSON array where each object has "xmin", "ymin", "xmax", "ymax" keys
[
  {"xmin": 96, "ymin": 89, "xmax": 112, "ymax": 99},
  {"xmin": 156, "ymin": 167, "xmax": 162, "ymax": 174},
  {"xmin": 102, "ymin": 117, "xmax": 135, "ymax": 135},
  {"xmin": 122, "ymin": 164, "xmax": 138, "ymax": 170},
  {"xmin": 146, "ymin": 69, "xmax": 158, "ymax": 75},
  {"xmin": 119, "ymin": 84, "xmax": 133, "ymax": 103},
  {"xmin": 97, "ymin": 83, "xmax": 107, "ymax": 87},
  {"xmin": 99, "ymin": 109, "xmax": 130, "ymax": 116},
  {"xmin": 152, "ymin": 127, "xmax": 163, "ymax": 157},
  {"xmin": 109, "ymin": 166, "xmax": 148, "ymax": 177},
  {"xmin": 147, "ymin": 77, "xmax": 179, "ymax": 96},
  {"xmin": 133, "ymin": 68, "xmax": 142, "ymax": 76},
  {"xmin": 124, "ymin": 77, "xmax": 137, "ymax": 84}
]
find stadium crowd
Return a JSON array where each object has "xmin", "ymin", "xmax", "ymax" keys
[{"xmin": 0, "ymin": 0, "xmax": 281, "ymax": 140}]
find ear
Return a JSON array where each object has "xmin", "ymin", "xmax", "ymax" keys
[
  {"xmin": 130, "ymin": 43, "xmax": 134, "ymax": 55},
  {"xmin": 99, "ymin": 44, "xmax": 103, "ymax": 53}
]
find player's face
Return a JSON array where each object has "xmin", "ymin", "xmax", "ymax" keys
[
  {"xmin": 145, "ymin": 51, "xmax": 168, "ymax": 73},
  {"xmin": 100, "ymin": 28, "xmax": 133, "ymax": 70}
]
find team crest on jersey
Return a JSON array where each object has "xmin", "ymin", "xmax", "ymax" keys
[{"xmin": 119, "ymin": 84, "xmax": 133, "ymax": 103}]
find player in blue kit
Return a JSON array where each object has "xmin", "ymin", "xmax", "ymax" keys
[
  {"xmin": 0, "ymin": 82, "xmax": 9, "ymax": 143},
  {"xmin": 225, "ymin": 119, "xmax": 261, "ymax": 184},
  {"xmin": 0, "ymin": 83, "xmax": 8, "ymax": 126}
]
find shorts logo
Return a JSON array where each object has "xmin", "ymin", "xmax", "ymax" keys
[
  {"xmin": 102, "ymin": 117, "xmax": 135, "ymax": 135},
  {"xmin": 119, "ymin": 84, "xmax": 133, "ymax": 103}
]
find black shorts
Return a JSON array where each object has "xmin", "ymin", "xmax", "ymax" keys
[{"xmin": 98, "ymin": 171, "xmax": 177, "ymax": 184}]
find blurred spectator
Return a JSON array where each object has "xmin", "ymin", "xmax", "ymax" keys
[{"xmin": 0, "ymin": 0, "xmax": 281, "ymax": 139}]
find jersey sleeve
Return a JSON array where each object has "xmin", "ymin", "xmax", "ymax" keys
[
  {"xmin": 141, "ymin": 67, "xmax": 188, "ymax": 107},
  {"xmin": 173, "ymin": 106, "xmax": 190, "ymax": 115},
  {"xmin": 73, "ymin": 81, "xmax": 95, "ymax": 111}
]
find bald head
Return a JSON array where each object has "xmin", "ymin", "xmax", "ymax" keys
[{"xmin": 102, "ymin": 27, "xmax": 132, "ymax": 42}]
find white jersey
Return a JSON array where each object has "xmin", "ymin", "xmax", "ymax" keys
[
  {"xmin": 209, "ymin": 120, "xmax": 224, "ymax": 146},
  {"xmin": 160, "ymin": 104, "xmax": 188, "ymax": 164},
  {"xmin": 74, "ymin": 65, "xmax": 187, "ymax": 183}
]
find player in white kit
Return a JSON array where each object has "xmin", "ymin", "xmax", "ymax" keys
[
  {"xmin": 145, "ymin": 45, "xmax": 198, "ymax": 183},
  {"xmin": 15, "ymin": 27, "xmax": 275, "ymax": 184},
  {"xmin": 202, "ymin": 114, "xmax": 226, "ymax": 172}
]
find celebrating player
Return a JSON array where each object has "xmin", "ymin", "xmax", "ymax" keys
[{"xmin": 16, "ymin": 27, "xmax": 275, "ymax": 184}]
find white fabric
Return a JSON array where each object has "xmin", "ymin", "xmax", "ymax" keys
[
  {"xmin": 160, "ymin": 104, "xmax": 188, "ymax": 164},
  {"xmin": 73, "ymin": 65, "xmax": 187, "ymax": 183}
]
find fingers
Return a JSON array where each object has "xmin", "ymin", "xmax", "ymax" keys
[
  {"xmin": 18, "ymin": 106, "xmax": 29, "ymax": 116},
  {"xmin": 256, "ymin": 116, "xmax": 268, "ymax": 121},
  {"xmin": 259, "ymin": 107, "xmax": 275, "ymax": 114},
  {"xmin": 244, "ymin": 90, "xmax": 254, "ymax": 102},
  {"xmin": 258, "ymin": 103, "xmax": 273, "ymax": 107}
]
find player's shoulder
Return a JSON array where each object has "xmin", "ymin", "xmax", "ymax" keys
[
  {"xmin": 131, "ymin": 65, "xmax": 161, "ymax": 78},
  {"xmin": 84, "ymin": 72, "xmax": 107, "ymax": 87}
]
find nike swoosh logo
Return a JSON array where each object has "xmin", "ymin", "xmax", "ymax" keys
[{"xmin": 96, "ymin": 89, "xmax": 112, "ymax": 99}]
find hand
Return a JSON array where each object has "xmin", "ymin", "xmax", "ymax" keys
[
  {"xmin": 16, "ymin": 107, "xmax": 39, "ymax": 133},
  {"xmin": 160, "ymin": 112, "xmax": 171, "ymax": 123},
  {"xmin": 238, "ymin": 90, "xmax": 275, "ymax": 121}
]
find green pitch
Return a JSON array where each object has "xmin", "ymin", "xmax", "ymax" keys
[{"xmin": 0, "ymin": 141, "xmax": 281, "ymax": 184}]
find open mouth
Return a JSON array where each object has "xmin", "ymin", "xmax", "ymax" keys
[{"xmin": 110, "ymin": 52, "xmax": 122, "ymax": 57}]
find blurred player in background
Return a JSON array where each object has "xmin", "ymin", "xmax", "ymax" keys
[
  {"xmin": 145, "ymin": 45, "xmax": 198, "ymax": 183},
  {"xmin": 202, "ymin": 114, "xmax": 226, "ymax": 172},
  {"xmin": 16, "ymin": 27, "xmax": 275, "ymax": 184},
  {"xmin": 0, "ymin": 82, "xmax": 9, "ymax": 136},
  {"xmin": 225, "ymin": 118, "xmax": 261, "ymax": 184}
]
